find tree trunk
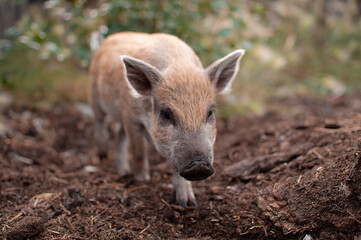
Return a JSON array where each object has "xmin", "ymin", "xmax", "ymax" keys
[{"xmin": 0, "ymin": 0, "xmax": 28, "ymax": 36}]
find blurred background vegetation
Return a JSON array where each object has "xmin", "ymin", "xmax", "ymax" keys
[{"xmin": 0, "ymin": 0, "xmax": 360, "ymax": 115}]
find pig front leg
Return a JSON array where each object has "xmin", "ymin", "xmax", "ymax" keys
[{"xmin": 173, "ymin": 173, "xmax": 197, "ymax": 207}]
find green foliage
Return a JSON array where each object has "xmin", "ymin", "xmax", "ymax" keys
[
  {"xmin": 227, "ymin": 1, "xmax": 361, "ymax": 116},
  {"xmin": 0, "ymin": 42, "xmax": 87, "ymax": 103},
  {"xmin": 2, "ymin": 0, "xmax": 246, "ymax": 66},
  {"xmin": 0, "ymin": 0, "xmax": 247, "ymax": 103},
  {"xmin": 0, "ymin": 0, "xmax": 360, "ymax": 115}
]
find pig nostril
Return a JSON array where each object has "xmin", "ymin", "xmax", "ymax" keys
[
  {"xmin": 193, "ymin": 159, "xmax": 205, "ymax": 164},
  {"xmin": 192, "ymin": 156, "xmax": 206, "ymax": 163},
  {"xmin": 184, "ymin": 159, "xmax": 206, "ymax": 170},
  {"xmin": 180, "ymin": 160, "xmax": 215, "ymax": 181}
]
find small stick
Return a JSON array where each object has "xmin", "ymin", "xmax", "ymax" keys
[
  {"xmin": 59, "ymin": 204, "xmax": 71, "ymax": 215},
  {"xmin": 8, "ymin": 212, "xmax": 22, "ymax": 223},
  {"xmin": 2, "ymin": 224, "xmax": 10, "ymax": 231},
  {"xmin": 347, "ymin": 211, "xmax": 361, "ymax": 224},
  {"xmin": 249, "ymin": 225, "xmax": 264, "ymax": 230},
  {"xmin": 90, "ymin": 215, "xmax": 98, "ymax": 225},
  {"xmin": 124, "ymin": 185, "xmax": 147, "ymax": 195},
  {"xmin": 66, "ymin": 218, "xmax": 74, "ymax": 230},
  {"xmin": 308, "ymin": 148, "xmax": 323, "ymax": 159},
  {"xmin": 139, "ymin": 224, "xmax": 150, "ymax": 234},
  {"xmin": 50, "ymin": 192, "xmax": 62, "ymax": 202},
  {"xmin": 161, "ymin": 199, "xmax": 172, "ymax": 210},
  {"xmin": 50, "ymin": 176, "xmax": 69, "ymax": 184},
  {"xmin": 238, "ymin": 230, "xmax": 249, "ymax": 235},
  {"xmin": 48, "ymin": 229, "xmax": 61, "ymax": 234},
  {"xmin": 7, "ymin": 200, "xmax": 18, "ymax": 209},
  {"xmin": 33, "ymin": 197, "xmax": 39, "ymax": 207},
  {"xmin": 297, "ymin": 175, "xmax": 302, "ymax": 184}
]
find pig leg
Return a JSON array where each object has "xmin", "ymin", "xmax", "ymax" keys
[
  {"xmin": 173, "ymin": 173, "xmax": 197, "ymax": 207},
  {"xmin": 115, "ymin": 126, "xmax": 131, "ymax": 177},
  {"xmin": 127, "ymin": 126, "xmax": 150, "ymax": 181},
  {"xmin": 94, "ymin": 119, "xmax": 109, "ymax": 159},
  {"xmin": 91, "ymin": 96, "xmax": 109, "ymax": 159},
  {"xmin": 90, "ymin": 77, "xmax": 109, "ymax": 159}
]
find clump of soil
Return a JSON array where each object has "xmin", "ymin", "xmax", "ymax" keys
[
  {"xmin": 1, "ymin": 93, "xmax": 361, "ymax": 239},
  {"xmin": 4, "ymin": 216, "xmax": 45, "ymax": 240}
]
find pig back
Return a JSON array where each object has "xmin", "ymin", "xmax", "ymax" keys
[{"xmin": 88, "ymin": 32, "xmax": 202, "ymax": 121}]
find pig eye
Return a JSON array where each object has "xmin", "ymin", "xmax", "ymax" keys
[
  {"xmin": 207, "ymin": 109, "xmax": 215, "ymax": 121},
  {"xmin": 160, "ymin": 109, "xmax": 174, "ymax": 124}
]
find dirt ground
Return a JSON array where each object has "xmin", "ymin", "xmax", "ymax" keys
[{"xmin": 1, "ymin": 92, "xmax": 361, "ymax": 240}]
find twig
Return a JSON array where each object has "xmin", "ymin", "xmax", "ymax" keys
[
  {"xmin": 7, "ymin": 200, "xmax": 18, "ymax": 209},
  {"xmin": 124, "ymin": 185, "xmax": 147, "ymax": 195},
  {"xmin": 48, "ymin": 229, "xmax": 61, "ymax": 234},
  {"xmin": 239, "ymin": 230, "xmax": 249, "ymax": 235},
  {"xmin": 8, "ymin": 212, "xmax": 22, "ymax": 223},
  {"xmin": 9, "ymin": 152, "xmax": 33, "ymax": 164},
  {"xmin": 297, "ymin": 175, "xmax": 302, "ymax": 184},
  {"xmin": 139, "ymin": 224, "xmax": 150, "ymax": 234},
  {"xmin": 50, "ymin": 192, "xmax": 62, "ymax": 202},
  {"xmin": 238, "ymin": 225, "xmax": 266, "ymax": 236},
  {"xmin": 161, "ymin": 199, "xmax": 172, "ymax": 210},
  {"xmin": 4, "ymin": 187, "xmax": 22, "ymax": 192},
  {"xmin": 249, "ymin": 225, "xmax": 265, "ymax": 230},
  {"xmin": 2, "ymin": 224, "xmax": 10, "ymax": 231},
  {"xmin": 33, "ymin": 197, "xmax": 39, "ymax": 207},
  {"xmin": 66, "ymin": 218, "xmax": 74, "ymax": 230},
  {"xmin": 50, "ymin": 176, "xmax": 69, "ymax": 184},
  {"xmin": 308, "ymin": 148, "xmax": 323, "ymax": 159},
  {"xmin": 59, "ymin": 203, "xmax": 71, "ymax": 215},
  {"xmin": 90, "ymin": 215, "xmax": 98, "ymax": 225},
  {"xmin": 347, "ymin": 211, "xmax": 361, "ymax": 224}
]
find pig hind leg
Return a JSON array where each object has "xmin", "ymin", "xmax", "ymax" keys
[
  {"xmin": 94, "ymin": 119, "xmax": 109, "ymax": 159},
  {"xmin": 115, "ymin": 127, "xmax": 131, "ymax": 177},
  {"xmin": 90, "ymin": 87, "xmax": 109, "ymax": 159},
  {"xmin": 127, "ymin": 125, "xmax": 150, "ymax": 182},
  {"xmin": 173, "ymin": 173, "xmax": 197, "ymax": 207}
]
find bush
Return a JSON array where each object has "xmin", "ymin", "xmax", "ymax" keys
[
  {"xmin": 3, "ymin": 0, "xmax": 246, "ymax": 67},
  {"xmin": 1, "ymin": 0, "xmax": 360, "ymax": 113}
]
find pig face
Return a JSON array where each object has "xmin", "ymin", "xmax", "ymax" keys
[
  {"xmin": 121, "ymin": 49, "xmax": 245, "ymax": 181},
  {"xmin": 151, "ymin": 67, "xmax": 216, "ymax": 181}
]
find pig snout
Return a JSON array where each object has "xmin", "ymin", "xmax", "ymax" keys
[{"xmin": 179, "ymin": 157, "xmax": 215, "ymax": 181}]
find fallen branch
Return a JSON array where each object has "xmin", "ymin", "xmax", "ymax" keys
[
  {"xmin": 314, "ymin": 127, "xmax": 361, "ymax": 134},
  {"xmin": 223, "ymin": 144, "xmax": 312, "ymax": 180}
]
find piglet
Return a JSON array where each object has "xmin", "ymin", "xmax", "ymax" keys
[{"xmin": 89, "ymin": 32, "xmax": 245, "ymax": 206}]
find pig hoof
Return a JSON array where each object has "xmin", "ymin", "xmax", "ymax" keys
[
  {"xmin": 117, "ymin": 164, "xmax": 131, "ymax": 178},
  {"xmin": 98, "ymin": 152, "xmax": 107, "ymax": 160},
  {"xmin": 116, "ymin": 159, "xmax": 131, "ymax": 177},
  {"xmin": 117, "ymin": 169, "xmax": 131, "ymax": 178},
  {"xmin": 176, "ymin": 194, "xmax": 197, "ymax": 207},
  {"xmin": 188, "ymin": 198, "xmax": 197, "ymax": 207},
  {"xmin": 174, "ymin": 189, "xmax": 197, "ymax": 207},
  {"xmin": 134, "ymin": 172, "xmax": 150, "ymax": 182}
]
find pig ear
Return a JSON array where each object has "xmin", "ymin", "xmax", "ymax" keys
[
  {"xmin": 120, "ymin": 55, "xmax": 162, "ymax": 98},
  {"xmin": 206, "ymin": 49, "xmax": 245, "ymax": 94}
]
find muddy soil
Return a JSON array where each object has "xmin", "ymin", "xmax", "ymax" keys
[{"xmin": 1, "ymin": 93, "xmax": 361, "ymax": 240}]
